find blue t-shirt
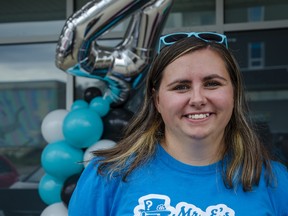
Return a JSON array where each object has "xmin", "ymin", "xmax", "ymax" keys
[{"xmin": 69, "ymin": 144, "xmax": 288, "ymax": 215}]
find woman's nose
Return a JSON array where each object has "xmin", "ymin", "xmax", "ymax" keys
[{"xmin": 188, "ymin": 87, "xmax": 207, "ymax": 108}]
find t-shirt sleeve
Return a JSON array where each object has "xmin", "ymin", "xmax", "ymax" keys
[
  {"xmin": 268, "ymin": 162, "xmax": 288, "ymax": 216},
  {"xmin": 68, "ymin": 159, "xmax": 116, "ymax": 215}
]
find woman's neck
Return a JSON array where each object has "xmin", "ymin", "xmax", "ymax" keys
[{"xmin": 161, "ymin": 134, "xmax": 225, "ymax": 166}]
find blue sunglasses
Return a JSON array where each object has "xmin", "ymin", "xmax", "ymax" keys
[{"xmin": 158, "ymin": 32, "xmax": 228, "ymax": 53}]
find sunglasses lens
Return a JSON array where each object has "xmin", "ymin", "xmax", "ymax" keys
[
  {"xmin": 164, "ymin": 34, "xmax": 188, "ymax": 43},
  {"xmin": 198, "ymin": 33, "xmax": 223, "ymax": 42}
]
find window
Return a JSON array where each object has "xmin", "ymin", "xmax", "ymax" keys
[
  {"xmin": 226, "ymin": 29, "xmax": 288, "ymax": 165},
  {"xmin": 249, "ymin": 42, "xmax": 264, "ymax": 68},
  {"xmin": 166, "ymin": 0, "xmax": 215, "ymax": 27},
  {"xmin": 0, "ymin": 0, "xmax": 66, "ymax": 23},
  {"xmin": 225, "ymin": 0, "xmax": 288, "ymax": 23},
  {"xmin": 0, "ymin": 43, "xmax": 66, "ymax": 182},
  {"xmin": 248, "ymin": 6, "xmax": 264, "ymax": 22}
]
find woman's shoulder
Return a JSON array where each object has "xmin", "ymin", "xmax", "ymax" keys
[
  {"xmin": 68, "ymin": 157, "xmax": 121, "ymax": 215},
  {"xmin": 72, "ymin": 157, "xmax": 122, "ymax": 198},
  {"xmin": 81, "ymin": 157, "xmax": 122, "ymax": 183},
  {"xmin": 265, "ymin": 161, "xmax": 288, "ymax": 215},
  {"xmin": 265, "ymin": 160, "xmax": 288, "ymax": 189}
]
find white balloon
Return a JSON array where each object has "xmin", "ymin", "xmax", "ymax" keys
[
  {"xmin": 41, "ymin": 202, "xmax": 68, "ymax": 216},
  {"xmin": 83, "ymin": 139, "xmax": 116, "ymax": 167},
  {"xmin": 41, "ymin": 109, "xmax": 68, "ymax": 143}
]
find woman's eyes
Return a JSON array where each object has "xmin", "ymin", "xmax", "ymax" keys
[{"xmin": 172, "ymin": 80, "xmax": 222, "ymax": 91}]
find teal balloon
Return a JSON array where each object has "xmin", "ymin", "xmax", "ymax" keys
[
  {"xmin": 63, "ymin": 108, "xmax": 103, "ymax": 148},
  {"xmin": 38, "ymin": 174, "xmax": 63, "ymax": 205},
  {"xmin": 41, "ymin": 140, "xmax": 84, "ymax": 181},
  {"xmin": 71, "ymin": 99, "xmax": 89, "ymax": 110},
  {"xmin": 89, "ymin": 97, "xmax": 110, "ymax": 117}
]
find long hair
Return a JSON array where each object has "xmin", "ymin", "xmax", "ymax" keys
[{"xmin": 93, "ymin": 36, "xmax": 272, "ymax": 191}]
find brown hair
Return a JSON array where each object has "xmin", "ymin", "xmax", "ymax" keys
[{"xmin": 93, "ymin": 36, "xmax": 272, "ymax": 191}]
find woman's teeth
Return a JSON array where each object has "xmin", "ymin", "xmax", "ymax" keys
[{"xmin": 187, "ymin": 113, "xmax": 210, "ymax": 120}]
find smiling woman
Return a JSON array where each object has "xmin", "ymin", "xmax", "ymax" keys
[{"xmin": 68, "ymin": 33, "xmax": 288, "ymax": 216}]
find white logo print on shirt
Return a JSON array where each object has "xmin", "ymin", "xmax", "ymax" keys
[{"xmin": 133, "ymin": 194, "xmax": 235, "ymax": 216}]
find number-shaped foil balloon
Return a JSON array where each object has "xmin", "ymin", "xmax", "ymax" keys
[{"xmin": 55, "ymin": 0, "xmax": 174, "ymax": 105}]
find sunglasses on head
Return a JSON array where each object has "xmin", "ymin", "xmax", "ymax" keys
[{"xmin": 158, "ymin": 32, "xmax": 228, "ymax": 53}]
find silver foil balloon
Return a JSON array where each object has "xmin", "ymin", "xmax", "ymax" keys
[{"xmin": 56, "ymin": 0, "xmax": 174, "ymax": 105}]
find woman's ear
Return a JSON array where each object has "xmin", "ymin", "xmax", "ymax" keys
[{"xmin": 152, "ymin": 88, "xmax": 160, "ymax": 113}]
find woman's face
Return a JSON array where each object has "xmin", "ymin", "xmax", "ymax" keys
[{"xmin": 155, "ymin": 48, "xmax": 234, "ymax": 144}]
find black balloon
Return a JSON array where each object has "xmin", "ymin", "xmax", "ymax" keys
[
  {"xmin": 83, "ymin": 87, "xmax": 102, "ymax": 103},
  {"xmin": 61, "ymin": 173, "xmax": 81, "ymax": 207},
  {"xmin": 102, "ymin": 108, "xmax": 134, "ymax": 142}
]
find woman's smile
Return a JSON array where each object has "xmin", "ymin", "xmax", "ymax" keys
[{"xmin": 184, "ymin": 112, "xmax": 211, "ymax": 120}]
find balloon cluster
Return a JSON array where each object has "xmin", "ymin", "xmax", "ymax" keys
[
  {"xmin": 39, "ymin": 87, "xmax": 124, "ymax": 215},
  {"xmin": 40, "ymin": 0, "xmax": 173, "ymax": 214}
]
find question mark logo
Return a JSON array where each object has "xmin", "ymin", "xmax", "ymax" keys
[{"xmin": 145, "ymin": 200, "xmax": 153, "ymax": 211}]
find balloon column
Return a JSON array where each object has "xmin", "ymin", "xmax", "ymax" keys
[
  {"xmin": 39, "ymin": 0, "xmax": 174, "ymax": 215},
  {"xmin": 39, "ymin": 97, "xmax": 117, "ymax": 215}
]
